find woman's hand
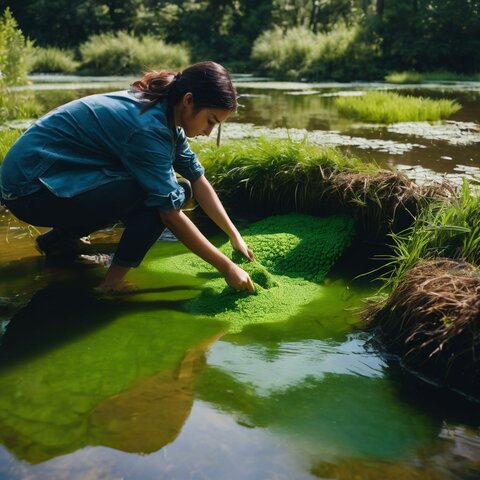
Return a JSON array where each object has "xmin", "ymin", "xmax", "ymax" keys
[
  {"xmin": 230, "ymin": 235, "xmax": 254, "ymax": 261},
  {"xmin": 224, "ymin": 262, "xmax": 255, "ymax": 293}
]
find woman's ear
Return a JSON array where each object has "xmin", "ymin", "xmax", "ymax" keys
[{"xmin": 183, "ymin": 92, "xmax": 193, "ymax": 106}]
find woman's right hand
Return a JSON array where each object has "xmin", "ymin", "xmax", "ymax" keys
[{"xmin": 223, "ymin": 262, "xmax": 255, "ymax": 293}]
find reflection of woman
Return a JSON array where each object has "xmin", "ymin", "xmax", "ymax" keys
[{"xmin": 0, "ymin": 61, "xmax": 254, "ymax": 292}]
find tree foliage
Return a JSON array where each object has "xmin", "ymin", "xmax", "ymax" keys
[{"xmin": 1, "ymin": 0, "xmax": 479, "ymax": 75}]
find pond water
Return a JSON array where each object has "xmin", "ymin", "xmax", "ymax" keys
[{"xmin": 1, "ymin": 76, "xmax": 480, "ymax": 479}]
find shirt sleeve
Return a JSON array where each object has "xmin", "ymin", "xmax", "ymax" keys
[
  {"xmin": 173, "ymin": 129, "xmax": 205, "ymax": 181},
  {"xmin": 120, "ymin": 127, "xmax": 185, "ymax": 211}
]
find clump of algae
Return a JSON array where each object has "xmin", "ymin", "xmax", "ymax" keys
[{"xmin": 148, "ymin": 214, "xmax": 355, "ymax": 332}]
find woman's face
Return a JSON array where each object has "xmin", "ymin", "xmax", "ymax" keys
[{"xmin": 175, "ymin": 93, "xmax": 230, "ymax": 138}]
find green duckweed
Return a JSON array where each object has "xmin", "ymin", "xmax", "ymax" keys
[{"xmin": 147, "ymin": 214, "xmax": 355, "ymax": 333}]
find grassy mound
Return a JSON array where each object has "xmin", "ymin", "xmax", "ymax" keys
[
  {"xmin": 147, "ymin": 213, "xmax": 355, "ymax": 333},
  {"xmin": 365, "ymin": 258, "xmax": 480, "ymax": 398},
  {"xmin": 194, "ymin": 138, "xmax": 453, "ymax": 241},
  {"xmin": 335, "ymin": 91, "xmax": 461, "ymax": 123}
]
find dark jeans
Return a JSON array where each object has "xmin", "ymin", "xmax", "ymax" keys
[{"xmin": 3, "ymin": 180, "xmax": 166, "ymax": 268}]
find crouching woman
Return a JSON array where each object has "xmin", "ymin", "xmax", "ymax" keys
[{"xmin": 0, "ymin": 61, "xmax": 255, "ymax": 293}]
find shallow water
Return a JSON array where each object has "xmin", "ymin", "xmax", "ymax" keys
[
  {"xmin": 1, "ymin": 76, "xmax": 480, "ymax": 479},
  {"xmin": 1, "ymin": 212, "xmax": 480, "ymax": 479},
  {"xmin": 6, "ymin": 75, "xmax": 480, "ymax": 187}
]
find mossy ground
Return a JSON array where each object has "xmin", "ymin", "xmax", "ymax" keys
[{"xmin": 147, "ymin": 213, "xmax": 355, "ymax": 333}]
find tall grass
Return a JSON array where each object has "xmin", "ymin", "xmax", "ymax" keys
[
  {"xmin": 30, "ymin": 47, "xmax": 79, "ymax": 74},
  {"xmin": 0, "ymin": 128, "xmax": 21, "ymax": 162},
  {"xmin": 79, "ymin": 31, "xmax": 189, "ymax": 75},
  {"xmin": 335, "ymin": 91, "xmax": 461, "ymax": 123},
  {"xmin": 0, "ymin": 92, "xmax": 42, "ymax": 123},
  {"xmin": 192, "ymin": 137, "xmax": 451, "ymax": 240},
  {"xmin": 379, "ymin": 180, "xmax": 480, "ymax": 289}
]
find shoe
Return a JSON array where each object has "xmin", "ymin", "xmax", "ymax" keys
[{"xmin": 35, "ymin": 229, "xmax": 91, "ymax": 258}]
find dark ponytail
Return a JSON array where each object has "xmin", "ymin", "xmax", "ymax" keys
[{"xmin": 131, "ymin": 61, "xmax": 237, "ymax": 113}]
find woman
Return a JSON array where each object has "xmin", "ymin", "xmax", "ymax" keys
[{"xmin": 0, "ymin": 61, "xmax": 255, "ymax": 293}]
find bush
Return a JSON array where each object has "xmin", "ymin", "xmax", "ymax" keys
[
  {"xmin": 30, "ymin": 47, "xmax": 79, "ymax": 74},
  {"xmin": 79, "ymin": 31, "xmax": 190, "ymax": 75},
  {"xmin": 0, "ymin": 8, "xmax": 32, "ymax": 86},
  {"xmin": 251, "ymin": 26, "xmax": 381, "ymax": 81},
  {"xmin": 335, "ymin": 91, "xmax": 461, "ymax": 123},
  {"xmin": 385, "ymin": 71, "xmax": 424, "ymax": 84},
  {"xmin": 251, "ymin": 27, "xmax": 317, "ymax": 80}
]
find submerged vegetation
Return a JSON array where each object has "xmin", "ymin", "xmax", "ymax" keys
[{"xmin": 335, "ymin": 91, "xmax": 461, "ymax": 123}]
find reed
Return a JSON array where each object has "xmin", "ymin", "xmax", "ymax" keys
[{"xmin": 335, "ymin": 91, "xmax": 461, "ymax": 123}]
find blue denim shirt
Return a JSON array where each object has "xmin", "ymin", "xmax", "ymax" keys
[{"xmin": 0, "ymin": 90, "xmax": 205, "ymax": 211}]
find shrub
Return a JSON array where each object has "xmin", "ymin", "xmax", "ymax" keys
[
  {"xmin": 0, "ymin": 8, "xmax": 32, "ymax": 86},
  {"xmin": 251, "ymin": 27, "xmax": 317, "ymax": 80},
  {"xmin": 251, "ymin": 26, "xmax": 381, "ymax": 81},
  {"xmin": 335, "ymin": 91, "xmax": 461, "ymax": 123},
  {"xmin": 79, "ymin": 31, "xmax": 189, "ymax": 75},
  {"xmin": 30, "ymin": 47, "xmax": 79, "ymax": 74},
  {"xmin": 384, "ymin": 71, "xmax": 424, "ymax": 84}
]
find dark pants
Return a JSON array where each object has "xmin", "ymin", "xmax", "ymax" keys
[{"xmin": 3, "ymin": 180, "xmax": 165, "ymax": 267}]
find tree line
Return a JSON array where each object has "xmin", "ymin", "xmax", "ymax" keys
[{"xmin": 2, "ymin": 0, "xmax": 480, "ymax": 76}]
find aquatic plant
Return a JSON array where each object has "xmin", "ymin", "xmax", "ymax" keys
[
  {"xmin": 0, "ymin": 129, "xmax": 21, "ymax": 162},
  {"xmin": 30, "ymin": 47, "xmax": 79, "ymax": 74},
  {"xmin": 335, "ymin": 91, "xmax": 461, "ymax": 123},
  {"xmin": 79, "ymin": 31, "xmax": 189, "ymax": 75},
  {"xmin": 364, "ymin": 258, "xmax": 480, "ymax": 399},
  {"xmin": 194, "ymin": 137, "xmax": 453, "ymax": 240},
  {"xmin": 148, "ymin": 213, "xmax": 355, "ymax": 333}
]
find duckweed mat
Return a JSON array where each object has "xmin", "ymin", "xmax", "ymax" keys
[{"xmin": 148, "ymin": 214, "xmax": 355, "ymax": 332}]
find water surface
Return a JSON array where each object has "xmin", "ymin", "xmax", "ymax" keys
[{"xmin": 1, "ymin": 76, "xmax": 480, "ymax": 479}]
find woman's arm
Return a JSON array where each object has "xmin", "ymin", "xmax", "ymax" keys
[
  {"xmin": 159, "ymin": 208, "xmax": 255, "ymax": 292},
  {"xmin": 190, "ymin": 175, "xmax": 254, "ymax": 260}
]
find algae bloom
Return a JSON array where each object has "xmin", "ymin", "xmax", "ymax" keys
[{"xmin": 148, "ymin": 213, "xmax": 355, "ymax": 333}]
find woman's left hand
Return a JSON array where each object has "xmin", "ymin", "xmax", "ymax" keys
[{"xmin": 230, "ymin": 235, "xmax": 254, "ymax": 261}]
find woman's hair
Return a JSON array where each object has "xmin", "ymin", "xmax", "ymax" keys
[{"xmin": 131, "ymin": 61, "xmax": 237, "ymax": 113}]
